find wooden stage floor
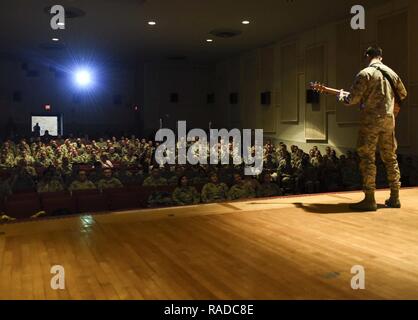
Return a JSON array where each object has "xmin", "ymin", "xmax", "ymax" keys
[{"xmin": 1, "ymin": 188, "xmax": 418, "ymax": 300}]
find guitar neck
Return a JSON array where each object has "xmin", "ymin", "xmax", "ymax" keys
[{"xmin": 320, "ymin": 86, "xmax": 350, "ymax": 96}]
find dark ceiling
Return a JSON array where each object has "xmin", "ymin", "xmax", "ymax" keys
[{"xmin": 0, "ymin": 0, "xmax": 391, "ymax": 65}]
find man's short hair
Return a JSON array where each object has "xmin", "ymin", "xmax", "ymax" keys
[{"xmin": 365, "ymin": 46, "xmax": 383, "ymax": 59}]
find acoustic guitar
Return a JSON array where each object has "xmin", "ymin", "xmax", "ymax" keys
[{"xmin": 309, "ymin": 82, "xmax": 400, "ymax": 117}]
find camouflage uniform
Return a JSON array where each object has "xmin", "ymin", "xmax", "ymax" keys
[
  {"xmin": 97, "ymin": 177, "xmax": 123, "ymax": 191},
  {"xmin": 69, "ymin": 180, "xmax": 97, "ymax": 191},
  {"xmin": 148, "ymin": 191, "xmax": 173, "ymax": 207},
  {"xmin": 201, "ymin": 182, "xmax": 229, "ymax": 203},
  {"xmin": 172, "ymin": 186, "xmax": 200, "ymax": 206},
  {"xmin": 37, "ymin": 179, "xmax": 65, "ymax": 193},
  {"xmin": 1, "ymin": 151, "xmax": 16, "ymax": 168},
  {"xmin": 346, "ymin": 61, "xmax": 407, "ymax": 192},
  {"xmin": 277, "ymin": 157, "xmax": 294, "ymax": 192},
  {"xmin": 142, "ymin": 176, "xmax": 168, "ymax": 187},
  {"xmin": 257, "ymin": 182, "xmax": 282, "ymax": 198},
  {"xmin": 227, "ymin": 183, "xmax": 255, "ymax": 201}
]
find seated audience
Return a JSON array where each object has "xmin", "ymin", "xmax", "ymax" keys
[
  {"xmin": 201, "ymin": 173, "xmax": 229, "ymax": 203},
  {"xmin": 37, "ymin": 167, "xmax": 65, "ymax": 193},
  {"xmin": 228, "ymin": 173, "xmax": 255, "ymax": 201},
  {"xmin": 97, "ymin": 168, "xmax": 123, "ymax": 191},
  {"xmin": 0, "ymin": 134, "xmax": 415, "ymax": 215},
  {"xmin": 172, "ymin": 175, "xmax": 200, "ymax": 206},
  {"xmin": 257, "ymin": 173, "xmax": 282, "ymax": 198},
  {"xmin": 69, "ymin": 170, "xmax": 97, "ymax": 192},
  {"xmin": 11, "ymin": 162, "xmax": 36, "ymax": 193},
  {"xmin": 143, "ymin": 167, "xmax": 168, "ymax": 187}
]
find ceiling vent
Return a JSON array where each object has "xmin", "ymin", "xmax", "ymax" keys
[{"xmin": 210, "ymin": 28, "xmax": 242, "ymax": 38}]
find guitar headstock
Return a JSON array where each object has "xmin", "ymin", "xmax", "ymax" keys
[{"xmin": 310, "ymin": 82, "xmax": 326, "ymax": 93}]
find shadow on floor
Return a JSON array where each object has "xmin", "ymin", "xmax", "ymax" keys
[{"xmin": 293, "ymin": 202, "xmax": 387, "ymax": 214}]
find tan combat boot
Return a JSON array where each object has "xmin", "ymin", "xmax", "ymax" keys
[
  {"xmin": 349, "ymin": 191, "xmax": 378, "ymax": 212},
  {"xmin": 385, "ymin": 189, "xmax": 401, "ymax": 208}
]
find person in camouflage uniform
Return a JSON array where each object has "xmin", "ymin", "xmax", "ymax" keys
[
  {"xmin": 277, "ymin": 151, "xmax": 295, "ymax": 193},
  {"xmin": 0, "ymin": 148, "xmax": 16, "ymax": 169},
  {"xmin": 143, "ymin": 167, "xmax": 171, "ymax": 207},
  {"xmin": 172, "ymin": 175, "xmax": 200, "ymax": 206},
  {"xmin": 228, "ymin": 173, "xmax": 255, "ymax": 201},
  {"xmin": 201, "ymin": 173, "xmax": 229, "ymax": 203},
  {"xmin": 69, "ymin": 170, "xmax": 97, "ymax": 192},
  {"xmin": 143, "ymin": 167, "xmax": 168, "ymax": 187},
  {"xmin": 37, "ymin": 167, "xmax": 65, "ymax": 193},
  {"xmin": 107, "ymin": 147, "xmax": 121, "ymax": 163},
  {"xmin": 344, "ymin": 46, "xmax": 407, "ymax": 211},
  {"xmin": 257, "ymin": 173, "xmax": 282, "ymax": 198},
  {"xmin": 97, "ymin": 168, "xmax": 124, "ymax": 191}
]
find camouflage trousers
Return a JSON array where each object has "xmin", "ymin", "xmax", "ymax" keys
[{"xmin": 357, "ymin": 115, "xmax": 401, "ymax": 192}]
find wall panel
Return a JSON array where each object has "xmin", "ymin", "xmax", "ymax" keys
[
  {"xmin": 336, "ymin": 21, "xmax": 362, "ymax": 124},
  {"xmin": 240, "ymin": 52, "xmax": 258, "ymax": 128},
  {"xmin": 378, "ymin": 11, "xmax": 409, "ymax": 146},
  {"xmin": 280, "ymin": 43, "xmax": 298, "ymax": 123},
  {"xmin": 305, "ymin": 44, "xmax": 326, "ymax": 140}
]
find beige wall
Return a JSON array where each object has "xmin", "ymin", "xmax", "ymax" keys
[
  {"xmin": 143, "ymin": 61, "xmax": 226, "ymax": 135},
  {"xmin": 213, "ymin": 0, "xmax": 418, "ymax": 155}
]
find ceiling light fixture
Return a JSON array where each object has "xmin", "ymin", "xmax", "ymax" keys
[
  {"xmin": 148, "ymin": 21, "xmax": 156, "ymax": 25},
  {"xmin": 242, "ymin": 20, "xmax": 250, "ymax": 25},
  {"xmin": 52, "ymin": 38, "xmax": 60, "ymax": 42},
  {"xmin": 206, "ymin": 39, "xmax": 213, "ymax": 42}
]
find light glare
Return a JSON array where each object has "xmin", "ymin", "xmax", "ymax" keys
[{"xmin": 75, "ymin": 69, "xmax": 92, "ymax": 87}]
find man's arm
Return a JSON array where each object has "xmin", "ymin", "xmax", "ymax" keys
[
  {"xmin": 396, "ymin": 76, "xmax": 408, "ymax": 101},
  {"xmin": 344, "ymin": 71, "xmax": 369, "ymax": 106}
]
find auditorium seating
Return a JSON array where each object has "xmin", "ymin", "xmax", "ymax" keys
[{"xmin": 1, "ymin": 186, "xmax": 180, "ymax": 220}]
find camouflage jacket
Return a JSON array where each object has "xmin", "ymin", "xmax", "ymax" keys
[
  {"xmin": 97, "ymin": 177, "xmax": 123, "ymax": 191},
  {"xmin": 69, "ymin": 180, "xmax": 97, "ymax": 191},
  {"xmin": 346, "ymin": 62, "xmax": 407, "ymax": 120},
  {"xmin": 227, "ymin": 183, "xmax": 255, "ymax": 201},
  {"xmin": 37, "ymin": 179, "xmax": 65, "ymax": 193},
  {"xmin": 142, "ymin": 176, "xmax": 168, "ymax": 187},
  {"xmin": 172, "ymin": 186, "xmax": 200, "ymax": 206},
  {"xmin": 201, "ymin": 182, "xmax": 229, "ymax": 203}
]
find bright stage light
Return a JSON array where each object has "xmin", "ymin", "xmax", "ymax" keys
[{"xmin": 74, "ymin": 69, "xmax": 92, "ymax": 87}]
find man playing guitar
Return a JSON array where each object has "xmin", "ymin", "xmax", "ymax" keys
[{"xmin": 311, "ymin": 46, "xmax": 407, "ymax": 211}]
